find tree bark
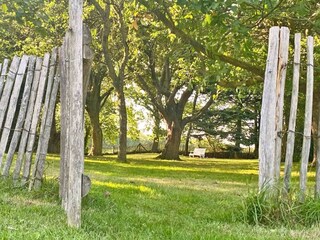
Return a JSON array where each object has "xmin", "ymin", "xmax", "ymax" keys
[
  {"xmin": 87, "ymin": 103, "xmax": 103, "ymax": 156},
  {"xmin": 159, "ymin": 121, "xmax": 183, "ymax": 160},
  {"xmin": 151, "ymin": 111, "xmax": 161, "ymax": 152},
  {"xmin": 117, "ymin": 86, "xmax": 127, "ymax": 162}
]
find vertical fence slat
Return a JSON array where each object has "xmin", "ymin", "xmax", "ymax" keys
[
  {"xmin": 0, "ymin": 59, "xmax": 9, "ymax": 98},
  {"xmin": 284, "ymin": 33, "xmax": 301, "ymax": 193},
  {"xmin": 0, "ymin": 55, "xmax": 29, "ymax": 170},
  {"xmin": 29, "ymin": 48, "xmax": 58, "ymax": 190},
  {"xmin": 20, "ymin": 53, "xmax": 50, "ymax": 185},
  {"xmin": 259, "ymin": 26, "xmax": 280, "ymax": 190},
  {"xmin": 12, "ymin": 58, "xmax": 43, "ymax": 180},
  {"xmin": 2, "ymin": 56, "xmax": 36, "ymax": 177},
  {"xmin": 0, "ymin": 57, "xmax": 21, "ymax": 131},
  {"xmin": 300, "ymin": 36, "xmax": 314, "ymax": 200},
  {"xmin": 274, "ymin": 27, "xmax": 290, "ymax": 180},
  {"xmin": 67, "ymin": 0, "xmax": 84, "ymax": 227},
  {"xmin": 60, "ymin": 34, "xmax": 70, "ymax": 211}
]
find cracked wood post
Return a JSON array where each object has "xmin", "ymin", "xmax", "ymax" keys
[
  {"xmin": 284, "ymin": 33, "xmax": 301, "ymax": 193},
  {"xmin": 258, "ymin": 27, "xmax": 280, "ymax": 190},
  {"xmin": 67, "ymin": 0, "xmax": 84, "ymax": 228},
  {"xmin": 300, "ymin": 36, "xmax": 314, "ymax": 201},
  {"xmin": 274, "ymin": 27, "xmax": 289, "ymax": 181}
]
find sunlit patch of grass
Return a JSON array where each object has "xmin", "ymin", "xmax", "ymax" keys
[
  {"xmin": 1, "ymin": 153, "xmax": 318, "ymax": 239},
  {"xmin": 92, "ymin": 180, "xmax": 156, "ymax": 195}
]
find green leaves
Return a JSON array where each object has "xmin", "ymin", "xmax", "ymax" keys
[{"xmin": 1, "ymin": 4, "xmax": 8, "ymax": 13}]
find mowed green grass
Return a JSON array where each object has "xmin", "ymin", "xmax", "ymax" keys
[{"xmin": 0, "ymin": 153, "xmax": 319, "ymax": 240}]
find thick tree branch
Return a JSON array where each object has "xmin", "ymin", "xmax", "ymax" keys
[
  {"xmin": 115, "ymin": 0, "xmax": 129, "ymax": 81},
  {"xmin": 138, "ymin": 0, "xmax": 264, "ymax": 77},
  {"xmin": 100, "ymin": 87, "xmax": 114, "ymax": 110},
  {"xmin": 182, "ymin": 93, "xmax": 214, "ymax": 126}
]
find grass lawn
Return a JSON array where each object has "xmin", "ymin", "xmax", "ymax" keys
[{"xmin": 0, "ymin": 153, "xmax": 319, "ymax": 239}]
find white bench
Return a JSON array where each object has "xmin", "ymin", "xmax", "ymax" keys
[{"xmin": 189, "ymin": 148, "xmax": 206, "ymax": 158}]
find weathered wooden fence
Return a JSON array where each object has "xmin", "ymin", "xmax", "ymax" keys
[
  {"xmin": 0, "ymin": 26, "xmax": 92, "ymax": 229},
  {"xmin": 259, "ymin": 26, "xmax": 317, "ymax": 200},
  {"xmin": 0, "ymin": 51, "xmax": 60, "ymax": 190}
]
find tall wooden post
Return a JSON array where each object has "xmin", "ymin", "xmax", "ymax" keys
[
  {"xmin": 67, "ymin": 0, "xmax": 83, "ymax": 228},
  {"xmin": 258, "ymin": 27, "xmax": 280, "ymax": 190},
  {"xmin": 284, "ymin": 33, "xmax": 301, "ymax": 193},
  {"xmin": 300, "ymin": 36, "xmax": 314, "ymax": 201},
  {"xmin": 274, "ymin": 27, "xmax": 289, "ymax": 180}
]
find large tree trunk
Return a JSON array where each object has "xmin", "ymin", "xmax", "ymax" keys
[
  {"xmin": 48, "ymin": 110, "xmax": 60, "ymax": 153},
  {"xmin": 158, "ymin": 121, "xmax": 183, "ymax": 160},
  {"xmin": 87, "ymin": 107, "xmax": 103, "ymax": 156},
  {"xmin": 117, "ymin": 87, "xmax": 127, "ymax": 162},
  {"xmin": 86, "ymin": 83, "xmax": 103, "ymax": 156}
]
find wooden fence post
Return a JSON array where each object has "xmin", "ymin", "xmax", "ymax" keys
[
  {"xmin": 12, "ymin": 57, "xmax": 43, "ymax": 181},
  {"xmin": 21, "ymin": 54, "xmax": 50, "ymax": 185},
  {"xmin": 59, "ymin": 35, "xmax": 70, "ymax": 211},
  {"xmin": 0, "ymin": 57, "xmax": 20, "ymax": 134},
  {"xmin": 274, "ymin": 27, "xmax": 289, "ymax": 180},
  {"xmin": 0, "ymin": 56, "xmax": 29, "ymax": 170},
  {"xmin": 300, "ymin": 36, "xmax": 314, "ymax": 201},
  {"xmin": 31, "ymin": 54, "xmax": 60, "ymax": 190},
  {"xmin": 67, "ymin": 0, "xmax": 84, "ymax": 228},
  {"xmin": 259, "ymin": 27, "xmax": 280, "ymax": 190},
  {"xmin": 2, "ymin": 56, "xmax": 37, "ymax": 177},
  {"xmin": 28, "ymin": 49, "xmax": 58, "ymax": 190},
  {"xmin": 0, "ymin": 59, "xmax": 9, "ymax": 97},
  {"xmin": 284, "ymin": 33, "xmax": 301, "ymax": 193}
]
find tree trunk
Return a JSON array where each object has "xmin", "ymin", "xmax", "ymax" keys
[
  {"xmin": 117, "ymin": 87, "xmax": 127, "ymax": 162},
  {"xmin": 86, "ymin": 76, "xmax": 103, "ymax": 156},
  {"xmin": 151, "ymin": 111, "xmax": 161, "ymax": 152},
  {"xmin": 185, "ymin": 123, "xmax": 192, "ymax": 156},
  {"xmin": 48, "ymin": 109, "xmax": 60, "ymax": 153},
  {"xmin": 158, "ymin": 121, "xmax": 183, "ymax": 160},
  {"xmin": 87, "ymin": 107, "xmax": 103, "ymax": 156}
]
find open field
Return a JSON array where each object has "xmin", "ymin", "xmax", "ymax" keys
[{"xmin": 0, "ymin": 153, "xmax": 319, "ymax": 239}]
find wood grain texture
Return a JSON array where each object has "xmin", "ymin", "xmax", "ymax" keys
[
  {"xmin": 284, "ymin": 33, "xmax": 301, "ymax": 193},
  {"xmin": 12, "ymin": 57, "xmax": 43, "ymax": 181},
  {"xmin": 31, "ymin": 49, "xmax": 60, "ymax": 190},
  {"xmin": 258, "ymin": 27, "xmax": 279, "ymax": 190},
  {"xmin": 2, "ymin": 56, "xmax": 36, "ymax": 177},
  {"xmin": 67, "ymin": 0, "xmax": 84, "ymax": 228},
  {"xmin": 274, "ymin": 27, "xmax": 290, "ymax": 180},
  {"xmin": 300, "ymin": 36, "xmax": 314, "ymax": 201},
  {"xmin": 21, "ymin": 53, "xmax": 50, "ymax": 185}
]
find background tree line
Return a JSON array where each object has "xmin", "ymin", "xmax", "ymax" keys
[{"xmin": 1, "ymin": 0, "xmax": 320, "ymax": 161}]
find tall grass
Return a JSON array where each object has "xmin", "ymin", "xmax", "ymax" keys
[{"xmin": 242, "ymin": 184, "xmax": 320, "ymax": 227}]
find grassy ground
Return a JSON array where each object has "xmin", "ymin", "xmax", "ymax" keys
[{"xmin": 0, "ymin": 153, "xmax": 319, "ymax": 239}]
